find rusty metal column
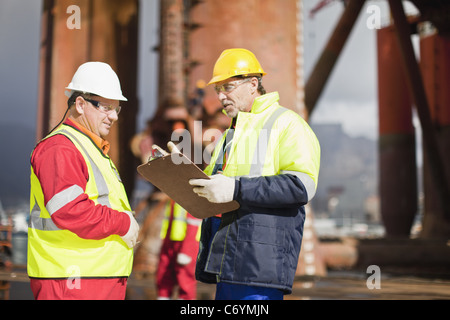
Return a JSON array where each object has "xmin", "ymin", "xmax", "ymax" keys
[
  {"xmin": 87, "ymin": 0, "xmax": 139, "ymax": 176},
  {"xmin": 113, "ymin": 1, "xmax": 140, "ymax": 196},
  {"xmin": 36, "ymin": 0, "xmax": 139, "ymax": 195},
  {"xmin": 304, "ymin": 0, "xmax": 364, "ymax": 116},
  {"xmin": 36, "ymin": 0, "xmax": 54, "ymax": 141},
  {"xmin": 158, "ymin": 0, "xmax": 185, "ymax": 110},
  {"xmin": 377, "ymin": 25, "xmax": 417, "ymax": 237},
  {"xmin": 419, "ymin": 34, "xmax": 450, "ymax": 238},
  {"xmin": 188, "ymin": 0, "xmax": 300, "ymax": 115},
  {"xmin": 296, "ymin": 0, "xmax": 306, "ymax": 119},
  {"xmin": 36, "ymin": 0, "xmax": 92, "ymax": 142},
  {"xmin": 389, "ymin": 0, "xmax": 450, "ymax": 238},
  {"xmin": 150, "ymin": 0, "xmax": 186, "ymax": 147}
]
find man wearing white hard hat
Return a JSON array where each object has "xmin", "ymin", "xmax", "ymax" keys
[{"xmin": 28, "ymin": 62, "xmax": 139, "ymax": 300}]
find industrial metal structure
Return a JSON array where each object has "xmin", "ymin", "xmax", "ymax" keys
[{"xmin": 31, "ymin": 0, "xmax": 450, "ymax": 294}]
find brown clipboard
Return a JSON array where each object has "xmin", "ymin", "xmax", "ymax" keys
[{"xmin": 137, "ymin": 153, "xmax": 240, "ymax": 219}]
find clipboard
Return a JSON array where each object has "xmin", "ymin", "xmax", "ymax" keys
[{"xmin": 137, "ymin": 152, "xmax": 240, "ymax": 219}]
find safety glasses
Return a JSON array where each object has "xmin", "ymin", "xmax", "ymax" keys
[
  {"xmin": 84, "ymin": 98, "xmax": 122, "ymax": 115},
  {"xmin": 214, "ymin": 78, "xmax": 252, "ymax": 94}
]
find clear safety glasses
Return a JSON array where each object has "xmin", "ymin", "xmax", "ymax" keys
[
  {"xmin": 214, "ymin": 78, "xmax": 252, "ymax": 94},
  {"xmin": 84, "ymin": 98, "xmax": 122, "ymax": 115}
]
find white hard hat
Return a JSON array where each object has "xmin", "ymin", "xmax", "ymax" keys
[{"xmin": 65, "ymin": 62, "xmax": 127, "ymax": 101}]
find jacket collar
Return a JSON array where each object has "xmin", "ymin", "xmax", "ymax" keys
[
  {"xmin": 250, "ymin": 92, "xmax": 279, "ymax": 114},
  {"xmin": 64, "ymin": 118, "xmax": 110, "ymax": 155}
]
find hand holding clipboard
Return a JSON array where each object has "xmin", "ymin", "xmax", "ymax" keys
[{"xmin": 137, "ymin": 143, "xmax": 239, "ymax": 219}]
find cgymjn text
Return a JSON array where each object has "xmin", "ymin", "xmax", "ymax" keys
[{"xmin": 180, "ymin": 303, "xmax": 269, "ymax": 317}]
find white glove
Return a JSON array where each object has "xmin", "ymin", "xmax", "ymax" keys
[
  {"xmin": 176, "ymin": 253, "xmax": 192, "ymax": 266},
  {"xmin": 167, "ymin": 141, "xmax": 181, "ymax": 153},
  {"xmin": 189, "ymin": 174, "xmax": 235, "ymax": 203},
  {"xmin": 121, "ymin": 211, "xmax": 140, "ymax": 248}
]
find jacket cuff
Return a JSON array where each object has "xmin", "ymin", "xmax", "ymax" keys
[{"xmin": 117, "ymin": 213, "xmax": 131, "ymax": 237}]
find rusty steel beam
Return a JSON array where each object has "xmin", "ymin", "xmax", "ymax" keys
[
  {"xmin": 36, "ymin": 0, "xmax": 54, "ymax": 142},
  {"xmin": 159, "ymin": 0, "xmax": 185, "ymax": 109},
  {"xmin": 188, "ymin": 0, "xmax": 301, "ymax": 117},
  {"xmin": 150, "ymin": 0, "xmax": 186, "ymax": 148},
  {"xmin": 419, "ymin": 34, "xmax": 450, "ymax": 237},
  {"xmin": 36, "ymin": 0, "xmax": 139, "ymax": 196},
  {"xmin": 388, "ymin": 0, "xmax": 450, "ymax": 229},
  {"xmin": 304, "ymin": 0, "xmax": 365, "ymax": 116},
  {"xmin": 377, "ymin": 25, "xmax": 417, "ymax": 237},
  {"xmin": 113, "ymin": 1, "xmax": 140, "ymax": 196}
]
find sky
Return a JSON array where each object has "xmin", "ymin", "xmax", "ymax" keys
[
  {"xmin": 0, "ymin": 0, "xmax": 41, "ymax": 129},
  {"xmin": 304, "ymin": 0, "xmax": 381, "ymax": 139},
  {"xmin": 0, "ymin": 0, "xmax": 421, "ymax": 205}
]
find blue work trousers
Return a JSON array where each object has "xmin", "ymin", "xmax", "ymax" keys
[{"xmin": 210, "ymin": 217, "xmax": 283, "ymax": 300}]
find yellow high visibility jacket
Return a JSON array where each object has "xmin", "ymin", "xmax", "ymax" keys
[
  {"xmin": 205, "ymin": 92, "xmax": 320, "ymax": 190},
  {"xmin": 28, "ymin": 124, "xmax": 133, "ymax": 279},
  {"xmin": 160, "ymin": 201, "xmax": 201, "ymax": 242},
  {"xmin": 197, "ymin": 92, "xmax": 320, "ymax": 293}
]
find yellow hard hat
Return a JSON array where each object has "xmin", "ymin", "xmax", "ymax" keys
[{"xmin": 208, "ymin": 48, "xmax": 266, "ymax": 85}]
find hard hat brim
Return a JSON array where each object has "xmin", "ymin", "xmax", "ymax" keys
[
  {"xmin": 65, "ymin": 87, "xmax": 128, "ymax": 101},
  {"xmin": 207, "ymin": 72, "xmax": 266, "ymax": 86}
]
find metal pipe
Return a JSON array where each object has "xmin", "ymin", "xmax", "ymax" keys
[
  {"xmin": 36, "ymin": 0, "xmax": 55, "ymax": 141},
  {"xmin": 388, "ymin": 0, "xmax": 450, "ymax": 224},
  {"xmin": 378, "ymin": 25, "xmax": 417, "ymax": 237}
]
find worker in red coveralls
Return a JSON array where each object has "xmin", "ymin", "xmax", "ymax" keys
[
  {"xmin": 27, "ymin": 62, "xmax": 139, "ymax": 300},
  {"xmin": 156, "ymin": 200, "xmax": 201, "ymax": 300}
]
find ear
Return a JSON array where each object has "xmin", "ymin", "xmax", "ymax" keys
[
  {"xmin": 250, "ymin": 77, "xmax": 259, "ymax": 94},
  {"xmin": 74, "ymin": 96, "xmax": 86, "ymax": 115}
]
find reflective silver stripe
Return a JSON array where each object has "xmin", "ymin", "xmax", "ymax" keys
[
  {"xmin": 224, "ymin": 138, "xmax": 233, "ymax": 153},
  {"xmin": 166, "ymin": 216, "xmax": 187, "ymax": 223},
  {"xmin": 281, "ymin": 170, "xmax": 316, "ymax": 201},
  {"xmin": 248, "ymin": 107, "xmax": 288, "ymax": 177},
  {"xmin": 187, "ymin": 217, "xmax": 202, "ymax": 226},
  {"xmin": 29, "ymin": 128, "xmax": 116, "ymax": 231},
  {"xmin": 60, "ymin": 129, "xmax": 111, "ymax": 207},
  {"xmin": 46, "ymin": 185, "xmax": 84, "ymax": 216},
  {"xmin": 29, "ymin": 199, "xmax": 61, "ymax": 231}
]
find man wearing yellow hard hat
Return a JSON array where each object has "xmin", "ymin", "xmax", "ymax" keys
[{"xmin": 190, "ymin": 48, "xmax": 321, "ymax": 300}]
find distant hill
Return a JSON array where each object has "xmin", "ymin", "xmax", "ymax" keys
[
  {"xmin": 0, "ymin": 122, "xmax": 36, "ymax": 208},
  {"xmin": 310, "ymin": 123, "xmax": 378, "ymax": 224}
]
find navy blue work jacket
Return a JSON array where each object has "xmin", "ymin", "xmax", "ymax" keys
[{"xmin": 195, "ymin": 174, "xmax": 308, "ymax": 294}]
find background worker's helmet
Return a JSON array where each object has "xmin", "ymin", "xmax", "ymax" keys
[
  {"xmin": 208, "ymin": 48, "xmax": 266, "ymax": 85},
  {"xmin": 65, "ymin": 61, "xmax": 127, "ymax": 101}
]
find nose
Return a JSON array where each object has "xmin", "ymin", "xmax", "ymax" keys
[
  {"xmin": 217, "ymin": 91, "xmax": 227, "ymax": 100},
  {"xmin": 108, "ymin": 110, "xmax": 119, "ymax": 122}
]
